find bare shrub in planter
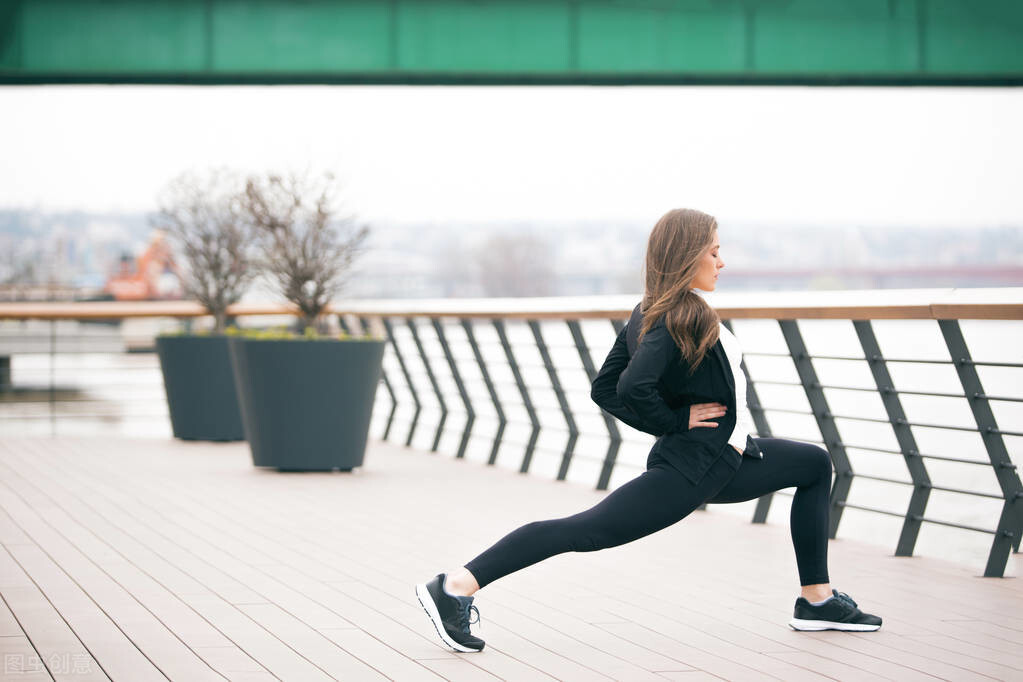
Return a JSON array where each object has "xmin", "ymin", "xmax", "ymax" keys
[
  {"xmin": 230, "ymin": 171, "xmax": 381, "ymax": 470},
  {"xmin": 151, "ymin": 168, "xmax": 255, "ymax": 441}
]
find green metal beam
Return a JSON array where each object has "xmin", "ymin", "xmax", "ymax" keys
[{"xmin": 1, "ymin": 0, "xmax": 1021, "ymax": 86}]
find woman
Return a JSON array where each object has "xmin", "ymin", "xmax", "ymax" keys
[{"xmin": 416, "ymin": 208, "xmax": 882, "ymax": 653}]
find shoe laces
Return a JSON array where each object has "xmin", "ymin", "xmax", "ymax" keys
[
  {"xmin": 462, "ymin": 603, "xmax": 481, "ymax": 633},
  {"xmin": 834, "ymin": 591, "xmax": 858, "ymax": 609}
]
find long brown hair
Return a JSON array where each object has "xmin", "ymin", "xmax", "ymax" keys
[{"xmin": 639, "ymin": 208, "xmax": 720, "ymax": 374}]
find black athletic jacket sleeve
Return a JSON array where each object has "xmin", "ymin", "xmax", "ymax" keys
[{"xmin": 590, "ymin": 323, "xmax": 690, "ymax": 437}]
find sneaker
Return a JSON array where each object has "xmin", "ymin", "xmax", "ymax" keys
[
  {"xmin": 415, "ymin": 573, "xmax": 485, "ymax": 652},
  {"xmin": 789, "ymin": 589, "xmax": 882, "ymax": 632}
]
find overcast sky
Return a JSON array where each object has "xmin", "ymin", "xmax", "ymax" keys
[{"xmin": 1, "ymin": 85, "xmax": 1020, "ymax": 228}]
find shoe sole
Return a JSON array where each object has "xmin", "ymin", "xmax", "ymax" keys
[
  {"xmin": 789, "ymin": 618, "xmax": 881, "ymax": 632},
  {"xmin": 415, "ymin": 582, "xmax": 484, "ymax": 653}
]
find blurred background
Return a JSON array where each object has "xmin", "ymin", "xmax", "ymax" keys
[
  {"xmin": 2, "ymin": 85, "xmax": 1021, "ymax": 301},
  {"xmin": 2, "ymin": 0, "xmax": 1021, "ymax": 302}
]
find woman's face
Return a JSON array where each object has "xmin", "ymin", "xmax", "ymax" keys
[{"xmin": 691, "ymin": 232, "xmax": 723, "ymax": 292}]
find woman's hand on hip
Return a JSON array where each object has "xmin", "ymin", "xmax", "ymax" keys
[{"xmin": 688, "ymin": 402, "xmax": 727, "ymax": 429}]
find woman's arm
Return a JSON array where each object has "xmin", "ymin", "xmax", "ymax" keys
[
  {"xmin": 615, "ymin": 321, "xmax": 691, "ymax": 435},
  {"xmin": 590, "ymin": 324, "xmax": 689, "ymax": 437}
]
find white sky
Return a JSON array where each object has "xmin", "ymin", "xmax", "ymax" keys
[{"xmin": 1, "ymin": 85, "xmax": 1021, "ymax": 227}]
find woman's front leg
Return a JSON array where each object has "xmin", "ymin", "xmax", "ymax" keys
[
  {"xmin": 709, "ymin": 439, "xmax": 883, "ymax": 631},
  {"xmin": 707, "ymin": 438, "xmax": 833, "ymax": 588}
]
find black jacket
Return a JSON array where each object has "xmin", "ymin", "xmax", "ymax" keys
[{"xmin": 590, "ymin": 302, "xmax": 762, "ymax": 484}]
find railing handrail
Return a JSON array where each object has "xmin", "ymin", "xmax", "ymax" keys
[{"xmin": 1, "ymin": 287, "xmax": 1022, "ymax": 321}]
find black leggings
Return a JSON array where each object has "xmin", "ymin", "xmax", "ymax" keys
[{"xmin": 464, "ymin": 437, "xmax": 832, "ymax": 588}]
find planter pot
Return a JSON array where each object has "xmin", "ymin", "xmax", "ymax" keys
[
  {"xmin": 156, "ymin": 335, "xmax": 245, "ymax": 441},
  {"xmin": 228, "ymin": 337, "xmax": 385, "ymax": 471}
]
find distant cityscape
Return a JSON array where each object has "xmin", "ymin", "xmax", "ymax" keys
[{"xmin": 1, "ymin": 209, "xmax": 1021, "ymax": 302}]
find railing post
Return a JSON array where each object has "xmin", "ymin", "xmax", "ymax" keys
[
  {"xmin": 939, "ymin": 319, "xmax": 1023, "ymax": 577},
  {"xmin": 382, "ymin": 317, "xmax": 421, "ymax": 447},
  {"xmin": 0, "ymin": 355, "xmax": 10, "ymax": 393},
  {"xmin": 461, "ymin": 318, "xmax": 506, "ymax": 466},
  {"xmin": 779, "ymin": 319, "xmax": 852, "ymax": 538},
  {"xmin": 493, "ymin": 318, "xmax": 540, "ymax": 474},
  {"xmin": 853, "ymin": 320, "xmax": 932, "ymax": 557},
  {"xmin": 568, "ymin": 319, "xmax": 622, "ymax": 491},
  {"xmin": 407, "ymin": 317, "xmax": 447, "ymax": 453},
  {"xmin": 49, "ymin": 319, "xmax": 57, "ymax": 437},
  {"xmin": 722, "ymin": 319, "xmax": 775, "ymax": 524},
  {"xmin": 354, "ymin": 316, "xmax": 397, "ymax": 442},
  {"xmin": 432, "ymin": 318, "xmax": 474, "ymax": 459},
  {"xmin": 337, "ymin": 314, "xmax": 351, "ymax": 336},
  {"xmin": 528, "ymin": 320, "xmax": 578, "ymax": 482}
]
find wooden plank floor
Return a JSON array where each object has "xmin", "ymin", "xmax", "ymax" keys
[{"xmin": 0, "ymin": 437, "xmax": 1020, "ymax": 682}]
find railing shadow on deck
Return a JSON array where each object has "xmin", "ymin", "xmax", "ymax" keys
[{"xmin": 1, "ymin": 287, "xmax": 1021, "ymax": 577}]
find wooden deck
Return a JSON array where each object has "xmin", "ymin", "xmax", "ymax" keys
[{"xmin": 0, "ymin": 437, "xmax": 1020, "ymax": 681}]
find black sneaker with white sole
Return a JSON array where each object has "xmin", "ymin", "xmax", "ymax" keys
[
  {"xmin": 415, "ymin": 573, "xmax": 485, "ymax": 652},
  {"xmin": 789, "ymin": 589, "xmax": 882, "ymax": 632}
]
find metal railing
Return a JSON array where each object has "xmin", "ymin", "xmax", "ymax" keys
[{"xmin": 1, "ymin": 288, "xmax": 1021, "ymax": 577}]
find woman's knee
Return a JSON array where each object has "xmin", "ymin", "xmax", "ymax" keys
[
  {"xmin": 548, "ymin": 513, "xmax": 631, "ymax": 553},
  {"xmin": 574, "ymin": 524, "xmax": 622, "ymax": 553},
  {"xmin": 521, "ymin": 517, "xmax": 597, "ymax": 553},
  {"xmin": 520, "ymin": 518, "xmax": 562, "ymax": 541},
  {"xmin": 810, "ymin": 445, "xmax": 834, "ymax": 482}
]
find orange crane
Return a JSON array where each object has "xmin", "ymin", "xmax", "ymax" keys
[{"xmin": 104, "ymin": 231, "xmax": 182, "ymax": 301}]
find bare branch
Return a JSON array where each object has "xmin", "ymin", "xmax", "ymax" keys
[
  {"xmin": 151, "ymin": 168, "xmax": 257, "ymax": 332},
  {"xmin": 239, "ymin": 171, "xmax": 369, "ymax": 331}
]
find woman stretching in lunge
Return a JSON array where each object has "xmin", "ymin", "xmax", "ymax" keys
[{"xmin": 416, "ymin": 208, "xmax": 882, "ymax": 652}]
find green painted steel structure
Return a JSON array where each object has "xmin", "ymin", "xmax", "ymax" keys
[{"xmin": 1, "ymin": 0, "xmax": 1021, "ymax": 85}]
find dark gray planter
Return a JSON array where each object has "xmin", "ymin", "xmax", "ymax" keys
[
  {"xmin": 228, "ymin": 337, "xmax": 385, "ymax": 471},
  {"xmin": 156, "ymin": 335, "xmax": 245, "ymax": 441}
]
